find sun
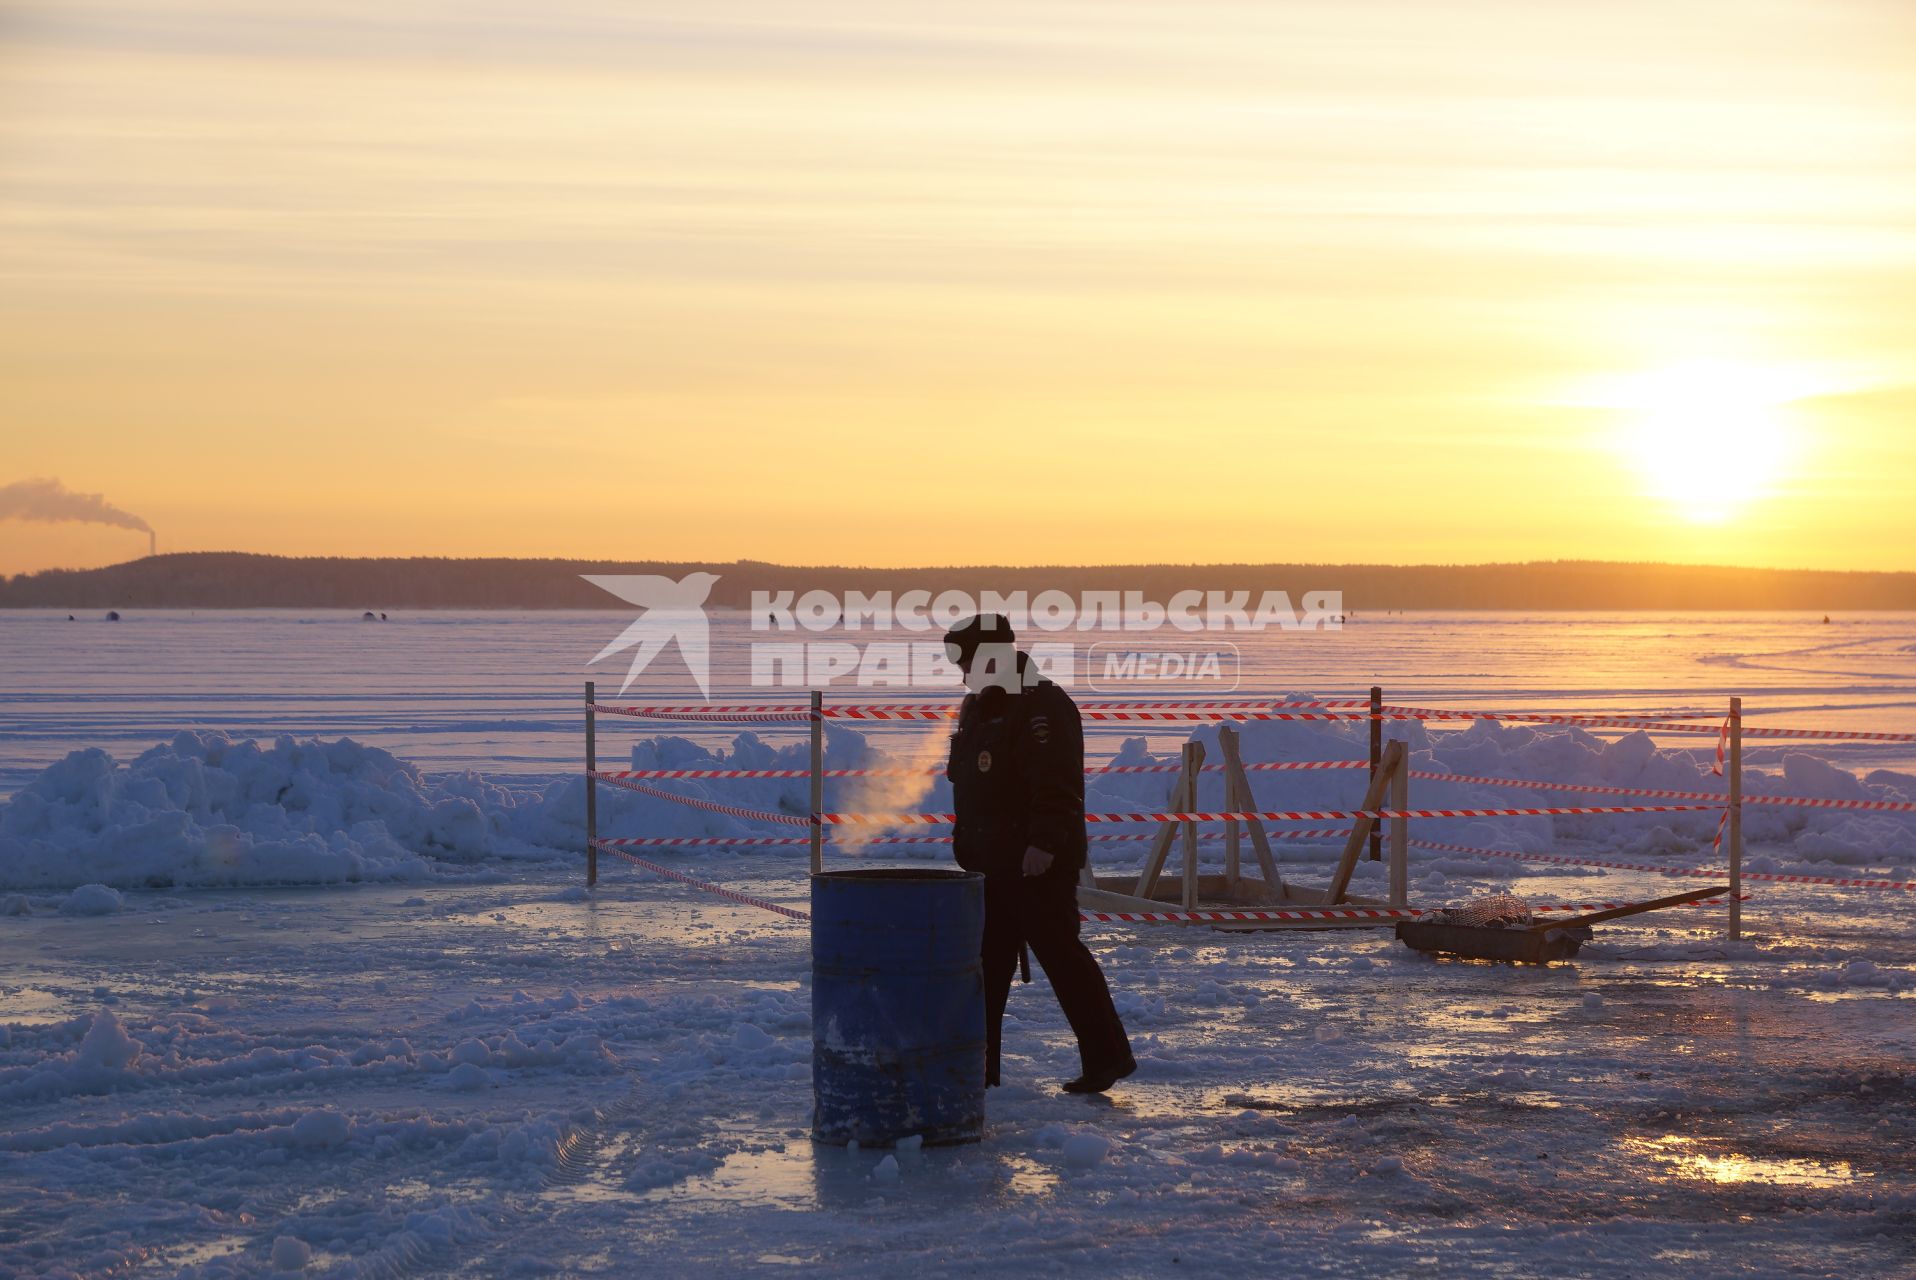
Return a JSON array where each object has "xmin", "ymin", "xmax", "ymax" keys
[{"xmin": 1607, "ymin": 360, "xmax": 1802, "ymax": 524}]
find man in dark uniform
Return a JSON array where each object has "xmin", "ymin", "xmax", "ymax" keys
[{"xmin": 943, "ymin": 614, "xmax": 1136, "ymax": 1094}]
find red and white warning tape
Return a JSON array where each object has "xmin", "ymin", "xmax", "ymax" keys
[
  {"xmin": 591, "ymin": 847, "xmax": 1745, "ymax": 925},
  {"xmin": 597, "ymin": 763, "xmax": 1911, "ymax": 814},
  {"xmin": 815, "ymin": 803, "xmax": 1724, "ymax": 826},
  {"xmin": 1408, "ymin": 770, "xmax": 1916, "ymax": 812},
  {"xmin": 593, "ymin": 703, "xmax": 813, "ymax": 724},
  {"xmin": 592, "ymin": 699, "xmax": 1913, "ymax": 742},
  {"xmin": 598, "ymin": 758, "xmax": 1372, "ymax": 780},
  {"xmin": 594, "ymin": 844, "xmax": 812, "ymax": 919},
  {"xmin": 590, "ymin": 827, "xmax": 1356, "ymax": 851},
  {"xmin": 1744, "ymin": 793, "xmax": 1916, "ymax": 813},
  {"xmin": 1407, "ymin": 770, "xmax": 1728, "ymax": 802},
  {"xmin": 592, "ymin": 773, "xmax": 811, "ymax": 827},
  {"xmin": 1411, "ymin": 838, "xmax": 1727, "ymax": 879},
  {"xmin": 1740, "ymin": 725, "xmax": 1916, "ymax": 743},
  {"xmin": 1080, "ymin": 905, "xmax": 1423, "ymax": 925},
  {"xmin": 1409, "ymin": 838, "xmax": 1915, "ymax": 892},
  {"xmin": 596, "ymin": 834, "xmax": 814, "ymax": 848},
  {"xmin": 600, "ymin": 766, "xmax": 933, "ymax": 780},
  {"xmin": 1379, "ymin": 705, "xmax": 1723, "ymax": 735},
  {"xmin": 1385, "ymin": 704, "xmax": 1916, "ymax": 744}
]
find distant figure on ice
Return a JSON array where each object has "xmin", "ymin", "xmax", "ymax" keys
[{"xmin": 943, "ymin": 613, "xmax": 1135, "ymax": 1094}]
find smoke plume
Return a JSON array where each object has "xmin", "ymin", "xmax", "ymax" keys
[
  {"xmin": 0, "ymin": 478, "xmax": 155, "ymax": 555},
  {"xmin": 833, "ymin": 725, "xmax": 953, "ymax": 856}
]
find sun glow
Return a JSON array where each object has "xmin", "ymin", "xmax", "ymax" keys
[{"xmin": 1608, "ymin": 360, "xmax": 1809, "ymax": 524}]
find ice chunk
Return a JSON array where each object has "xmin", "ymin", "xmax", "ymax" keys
[
  {"xmin": 59, "ymin": 883, "xmax": 123, "ymax": 915},
  {"xmin": 447, "ymin": 1061, "xmax": 490, "ymax": 1091},
  {"xmin": 1062, "ymin": 1133, "xmax": 1111, "ymax": 1169},
  {"xmin": 270, "ymin": 1236, "xmax": 312, "ymax": 1272},
  {"xmin": 75, "ymin": 1009, "xmax": 142, "ymax": 1071},
  {"xmin": 288, "ymin": 1110, "xmax": 352, "ymax": 1148}
]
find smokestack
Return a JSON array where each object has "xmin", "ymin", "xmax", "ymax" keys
[
  {"xmin": 149, "ymin": 530, "xmax": 157, "ymax": 557},
  {"xmin": 0, "ymin": 477, "xmax": 155, "ymax": 559}
]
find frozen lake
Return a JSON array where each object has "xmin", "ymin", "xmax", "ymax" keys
[
  {"xmin": 2, "ymin": 609, "xmax": 1913, "ymax": 1277},
  {"xmin": 4, "ymin": 608, "xmax": 1916, "ymax": 797}
]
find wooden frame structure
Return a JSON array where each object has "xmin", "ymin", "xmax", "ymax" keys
[
  {"xmin": 1076, "ymin": 726, "xmax": 1412, "ymax": 930},
  {"xmin": 585, "ymin": 684, "xmax": 1751, "ymax": 941}
]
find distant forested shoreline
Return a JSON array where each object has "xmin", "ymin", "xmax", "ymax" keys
[{"xmin": 3, "ymin": 553, "xmax": 1913, "ymax": 611}]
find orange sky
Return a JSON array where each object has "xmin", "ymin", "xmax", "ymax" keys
[{"xmin": 4, "ymin": 0, "xmax": 1915, "ymax": 577}]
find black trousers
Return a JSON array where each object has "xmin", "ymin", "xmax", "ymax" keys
[{"xmin": 982, "ymin": 867, "xmax": 1131, "ymax": 1084}]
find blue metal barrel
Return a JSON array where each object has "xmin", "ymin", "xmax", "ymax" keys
[{"xmin": 811, "ymin": 868, "xmax": 985, "ymax": 1147}]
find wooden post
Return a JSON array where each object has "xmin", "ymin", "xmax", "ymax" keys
[
  {"xmin": 1222, "ymin": 735, "xmax": 1241, "ymax": 891},
  {"xmin": 1134, "ymin": 745, "xmax": 1194, "ymax": 899},
  {"xmin": 585, "ymin": 680, "xmax": 597, "ymax": 888},
  {"xmin": 809, "ymin": 689, "xmax": 825, "ymax": 876},
  {"xmin": 1727, "ymin": 695, "xmax": 1743, "ymax": 940},
  {"xmin": 1180, "ymin": 741, "xmax": 1200, "ymax": 910},
  {"xmin": 1327, "ymin": 739, "xmax": 1403, "ymax": 904},
  {"xmin": 1388, "ymin": 749, "xmax": 1408, "ymax": 907},
  {"xmin": 1217, "ymin": 725, "xmax": 1283, "ymax": 895},
  {"xmin": 1369, "ymin": 686, "xmax": 1383, "ymax": 861}
]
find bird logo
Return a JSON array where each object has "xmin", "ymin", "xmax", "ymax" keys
[{"xmin": 582, "ymin": 572, "xmax": 721, "ymax": 698}]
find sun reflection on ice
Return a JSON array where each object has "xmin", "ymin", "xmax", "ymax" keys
[{"xmin": 1623, "ymin": 1135, "xmax": 1867, "ymax": 1188}]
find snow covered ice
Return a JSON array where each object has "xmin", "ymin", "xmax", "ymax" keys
[{"xmin": 2, "ymin": 611, "xmax": 1914, "ymax": 1277}]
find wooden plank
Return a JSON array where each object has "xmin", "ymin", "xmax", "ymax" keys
[
  {"xmin": 1388, "ymin": 755, "xmax": 1408, "ymax": 907},
  {"xmin": 1217, "ymin": 724, "xmax": 1283, "ymax": 895},
  {"xmin": 1326, "ymin": 739, "xmax": 1403, "ymax": 904},
  {"xmin": 1077, "ymin": 884, "xmax": 1183, "ymax": 913},
  {"xmin": 1728, "ymin": 696, "xmax": 1743, "ymax": 940},
  {"xmin": 1181, "ymin": 742, "xmax": 1204, "ymax": 910},
  {"xmin": 1369, "ymin": 685, "xmax": 1382, "ymax": 862},
  {"xmin": 585, "ymin": 680, "xmax": 597, "ymax": 888},
  {"xmin": 1133, "ymin": 749, "xmax": 1189, "ymax": 899},
  {"xmin": 1531, "ymin": 884, "xmax": 1731, "ymax": 931},
  {"xmin": 809, "ymin": 690, "xmax": 824, "ymax": 875}
]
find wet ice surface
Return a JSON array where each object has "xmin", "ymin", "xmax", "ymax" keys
[
  {"xmin": 4, "ymin": 608, "xmax": 1915, "ymax": 1274},
  {"xmin": 8, "ymin": 609, "xmax": 1916, "ymax": 795},
  {"xmin": 3, "ymin": 859, "xmax": 1912, "ymax": 1279}
]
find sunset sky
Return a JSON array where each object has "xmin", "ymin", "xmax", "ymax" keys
[{"xmin": 3, "ymin": 0, "xmax": 1914, "ymax": 576}]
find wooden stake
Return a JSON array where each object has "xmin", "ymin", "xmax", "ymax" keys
[
  {"xmin": 1728, "ymin": 695, "xmax": 1743, "ymax": 941},
  {"xmin": 809, "ymin": 689, "xmax": 824, "ymax": 876},
  {"xmin": 1327, "ymin": 739, "xmax": 1403, "ymax": 904},
  {"xmin": 1388, "ymin": 748, "xmax": 1408, "ymax": 907},
  {"xmin": 585, "ymin": 680, "xmax": 597, "ymax": 888},
  {"xmin": 1217, "ymin": 725, "xmax": 1283, "ymax": 895},
  {"xmin": 1369, "ymin": 685, "xmax": 1383, "ymax": 862},
  {"xmin": 1180, "ymin": 741, "xmax": 1201, "ymax": 910},
  {"xmin": 1134, "ymin": 744, "xmax": 1194, "ymax": 899}
]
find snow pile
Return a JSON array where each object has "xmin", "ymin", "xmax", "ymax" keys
[
  {"xmin": 600, "ymin": 696, "xmax": 1916, "ymax": 873},
  {"xmin": 57, "ymin": 882, "xmax": 124, "ymax": 915},
  {"xmin": 4, "ymin": 696, "xmax": 1910, "ymax": 892},
  {"xmin": 0, "ymin": 732, "xmax": 560, "ymax": 891}
]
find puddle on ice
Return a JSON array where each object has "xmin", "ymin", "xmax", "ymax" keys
[
  {"xmin": 1622, "ymin": 1135, "xmax": 1869, "ymax": 1188},
  {"xmin": 626, "ymin": 1137, "xmax": 1061, "ymax": 1212},
  {"xmin": 643, "ymin": 1143, "xmax": 817, "ymax": 1208},
  {"xmin": 151, "ymin": 1234, "xmax": 253, "ymax": 1270},
  {"xmin": 0, "ymin": 986, "xmax": 70, "ymax": 1025}
]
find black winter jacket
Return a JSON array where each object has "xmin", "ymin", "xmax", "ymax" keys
[{"xmin": 945, "ymin": 671, "xmax": 1088, "ymax": 877}]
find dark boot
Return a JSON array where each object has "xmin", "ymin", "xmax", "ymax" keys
[{"xmin": 1061, "ymin": 1050, "xmax": 1138, "ymax": 1095}]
